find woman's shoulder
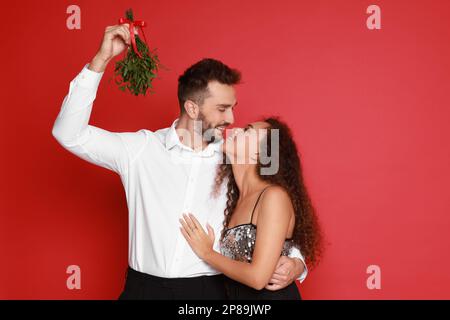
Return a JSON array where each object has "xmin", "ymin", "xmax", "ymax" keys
[
  {"xmin": 254, "ymin": 185, "xmax": 294, "ymax": 235},
  {"xmin": 259, "ymin": 185, "xmax": 293, "ymax": 215},
  {"xmin": 263, "ymin": 184, "xmax": 291, "ymax": 201}
]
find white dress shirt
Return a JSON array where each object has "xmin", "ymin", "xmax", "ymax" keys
[{"xmin": 52, "ymin": 63, "xmax": 308, "ymax": 282}]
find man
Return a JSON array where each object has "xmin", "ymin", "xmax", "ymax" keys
[{"xmin": 52, "ymin": 23, "xmax": 307, "ymax": 299}]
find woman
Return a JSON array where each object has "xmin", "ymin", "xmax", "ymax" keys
[{"xmin": 180, "ymin": 117, "xmax": 323, "ymax": 299}]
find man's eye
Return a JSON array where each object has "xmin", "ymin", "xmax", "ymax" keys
[{"xmin": 219, "ymin": 109, "xmax": 226, "ymax": 112}]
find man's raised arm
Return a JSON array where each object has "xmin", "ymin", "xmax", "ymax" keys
[{"xmin": 52, "ymin": 24, "xmax": 146, "ymax": 175}]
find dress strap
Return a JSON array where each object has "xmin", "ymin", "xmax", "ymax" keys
[{"xmin": 249, "ymin": 186, "xmax": 271, "ymax": 225}]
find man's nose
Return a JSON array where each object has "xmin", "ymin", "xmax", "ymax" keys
[{"xmin": 225, "ymin": 109, "xmax": 235, "ymax": 125}]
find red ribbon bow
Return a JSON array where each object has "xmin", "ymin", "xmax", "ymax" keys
[{"xmin": 118, "ymin": 17, "xmax": 149, "ymax": 58}]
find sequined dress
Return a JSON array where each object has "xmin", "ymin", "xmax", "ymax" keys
[{"xmin": 219, "ymin": 186, "xmax": 302, "ymax": 300}]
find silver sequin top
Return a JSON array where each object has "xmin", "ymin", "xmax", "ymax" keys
[{"xmin": 220, "ymin": 223, "xmax": 294, "ymax": 263}]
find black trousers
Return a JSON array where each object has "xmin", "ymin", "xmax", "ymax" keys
[
  {"xmin": 224, "ymin": 277, "xmax": 302, "ymax": 300},
  {"xmin": 118, "ymin": 266, "xmax": 228, "ymax": 300}
]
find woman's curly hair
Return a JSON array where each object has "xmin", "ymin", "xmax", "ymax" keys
[{"xmin": 212, "ymin": 116, "xmax": 324, "ymax": 269}]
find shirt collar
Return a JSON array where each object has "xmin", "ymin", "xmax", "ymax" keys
[{"xmin": 165, "ymin": 118, "xmax": 223, "ymax": 157}]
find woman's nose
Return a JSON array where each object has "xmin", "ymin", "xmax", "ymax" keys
[{"xmin": 231, "ymin": 128, "xmax": 244, "ymax": 137}]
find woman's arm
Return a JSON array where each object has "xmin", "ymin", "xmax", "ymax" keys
[{"xmin": 180, "ymin": 186, "xmax": 293, "ymax": 290}]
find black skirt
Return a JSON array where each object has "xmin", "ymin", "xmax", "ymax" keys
[{"xmin": 224, "ymin": 277, "xmax": 302, "ymax": 300}]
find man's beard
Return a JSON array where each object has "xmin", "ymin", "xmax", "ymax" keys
[{"xmin": 197, "ymin": 112, "xmax": 223, "ymax": 144}]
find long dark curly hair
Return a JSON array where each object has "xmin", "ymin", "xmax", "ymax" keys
[{"xmin": 212, "ymin": 117, "xmax": 324, "ymax": 269}]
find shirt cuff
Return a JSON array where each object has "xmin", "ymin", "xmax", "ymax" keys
[
  {"xmin": 76, "ymin": 63, "xmax": 104, "ymax": 89},
  {"xmin": 289, "ymin": 246, "xmax": 308, "ymax": 283}
]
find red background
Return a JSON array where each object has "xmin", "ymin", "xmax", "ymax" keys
[{"xmin": 1, "ymin": 0, "xmax": 449, "ymax": 299}]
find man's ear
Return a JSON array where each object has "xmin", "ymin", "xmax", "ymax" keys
[{"xmin": 184, "ymin": 100, "xmax": 199, "ymax": 119}]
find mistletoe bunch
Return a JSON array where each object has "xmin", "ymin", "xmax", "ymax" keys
[{"xmin": 113, "ymin": 8, "xmax": 160, "ymax": 96}]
